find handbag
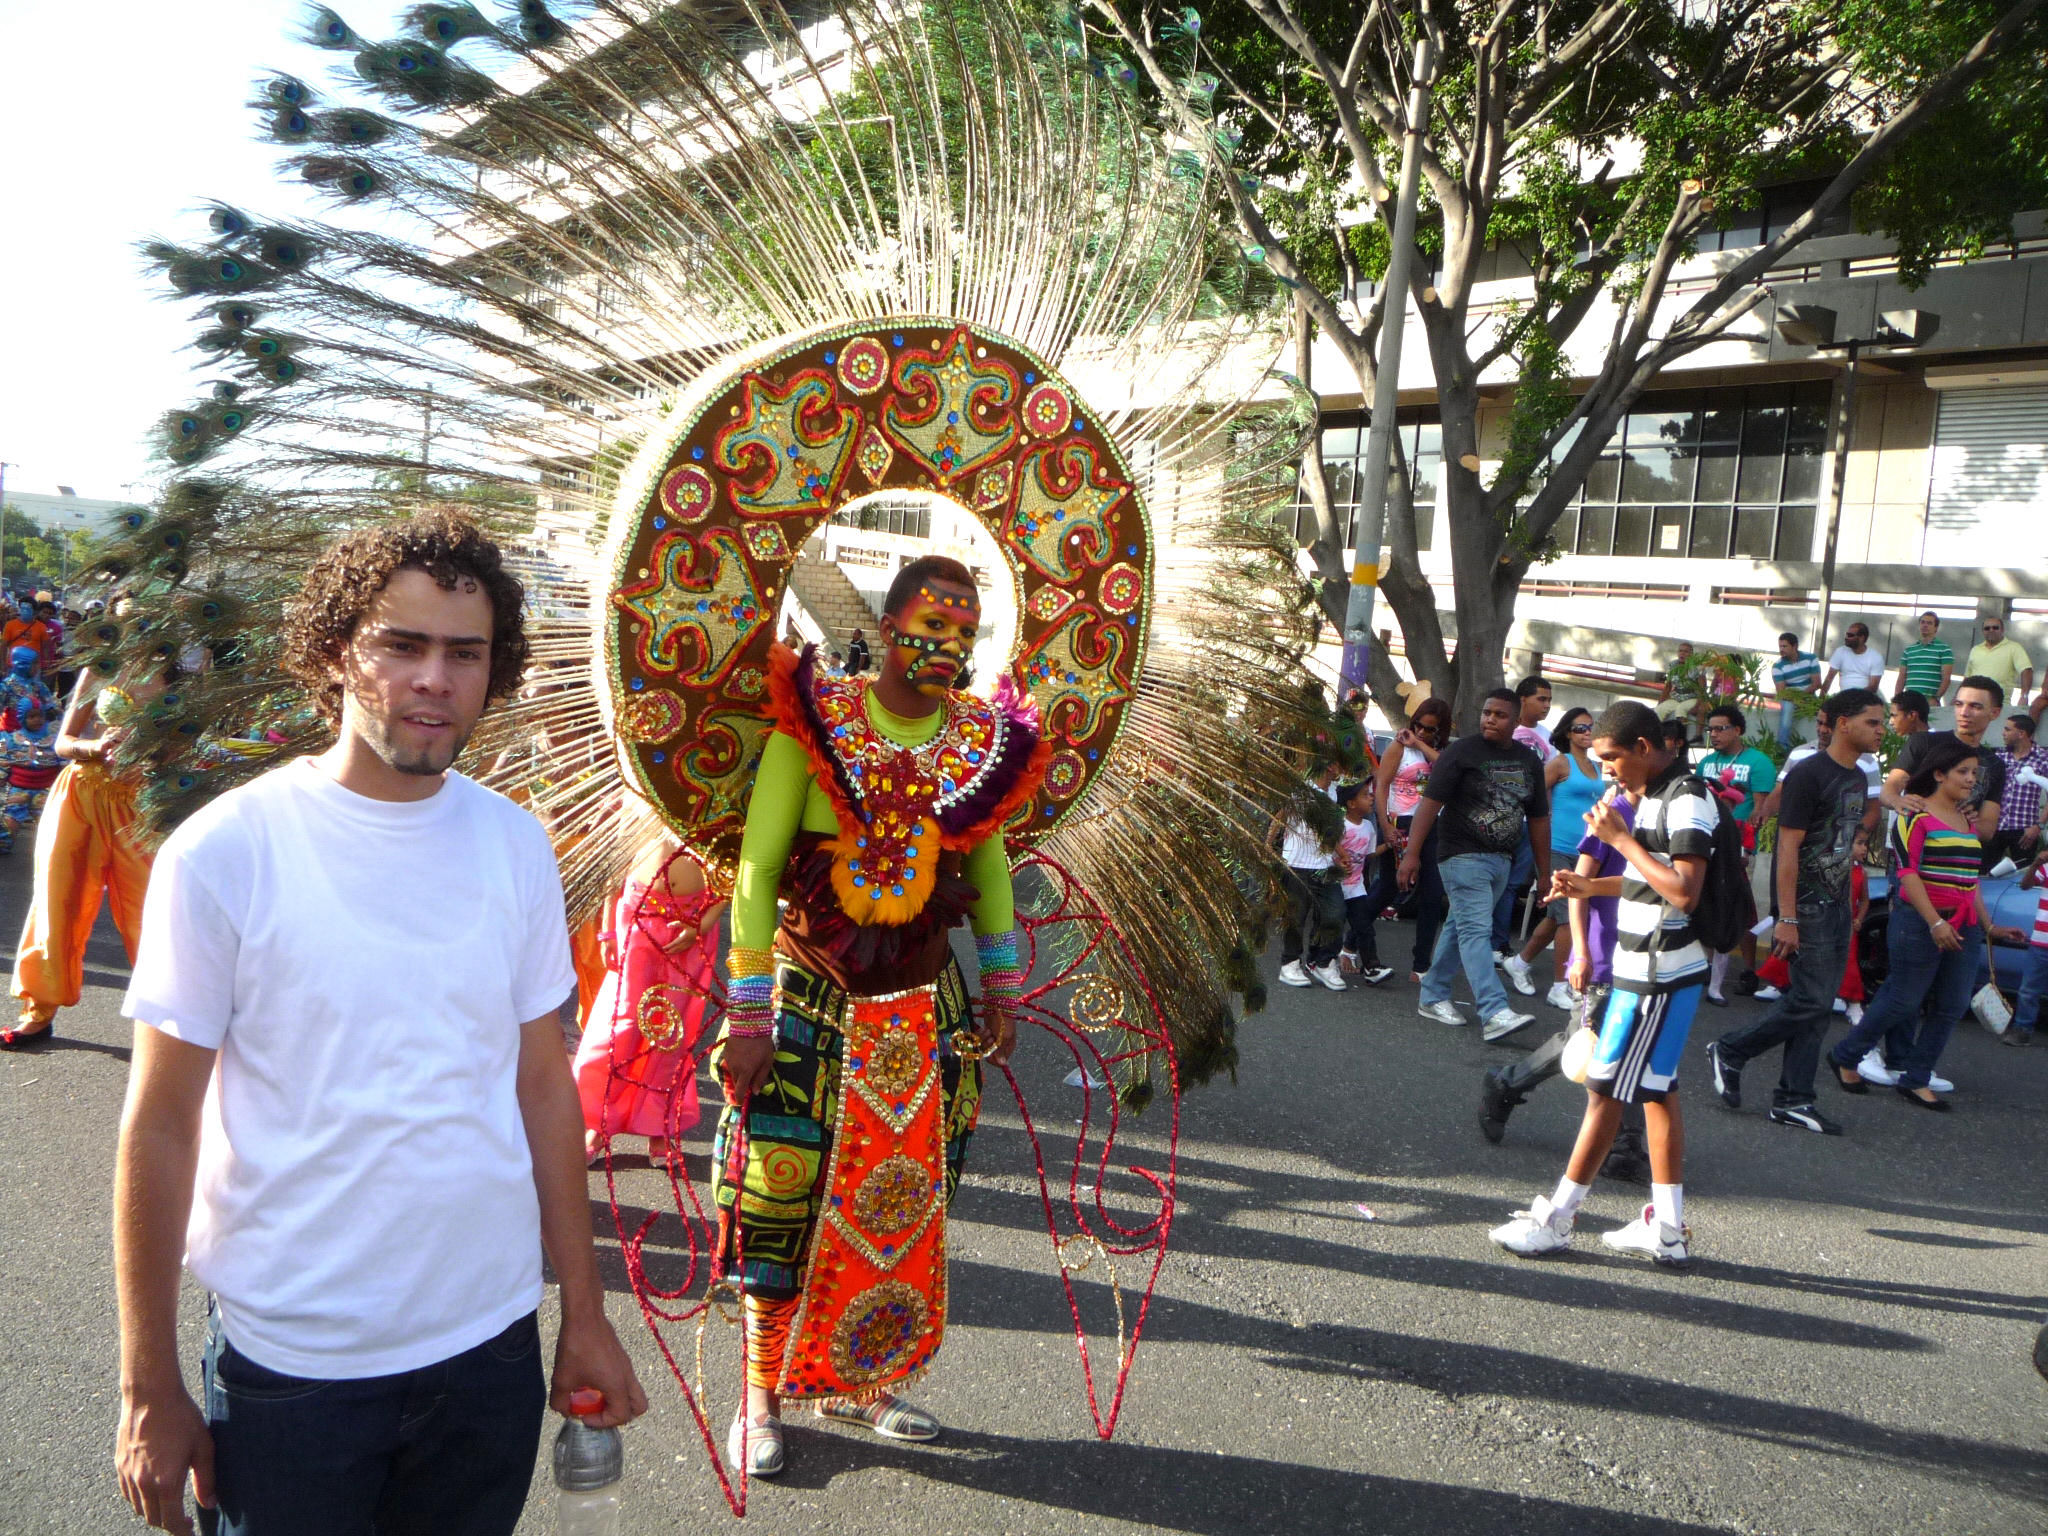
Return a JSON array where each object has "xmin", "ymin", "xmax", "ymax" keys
[{"xmin": 1971, "ymin": 933, "xmax": 2014, "ymax": 1036}]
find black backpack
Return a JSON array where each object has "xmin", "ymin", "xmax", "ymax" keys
[{"xmin": 1655, "ymin": 772, "xmax": 1751, "ymax": 953}]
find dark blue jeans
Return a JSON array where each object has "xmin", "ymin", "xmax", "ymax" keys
[
  {"xmin": 199, "ymin": 1307, "xmax": 546, "ymax": 1536},
  {"xmin": 1492, "ymin": 829, "xmax": 1534, "ymax": 953},
  {"xmin": 1718, "ymin": 899, "xmax": 1851, "ymax": 1105},
  {"xmin": 1828, "ymin": 905, "xmax": 1979, "ymax": 1091},
  {"xmin": 1359, "ymin": 818, "xmax": 1445, "ymax": 972}
]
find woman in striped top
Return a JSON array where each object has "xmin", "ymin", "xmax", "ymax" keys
[{"xmin": 1827, "ymin": 737, "xmax": 2027, "ymax": 1107}]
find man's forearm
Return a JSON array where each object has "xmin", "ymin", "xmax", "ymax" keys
[
  {"xmin": 1775, "ymin": 828, "xmax": 1805, "ymax": 920},
  {"xmin": 115, "ymin": 1101, "xmax": 203, "ymax": 1394},
  {"xmin": 520, "ymin": 1046, "xmax": 607, "ymax": 1324}
]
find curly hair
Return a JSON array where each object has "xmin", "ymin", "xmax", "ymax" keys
[{"xmin": 282, "ymin": 510, "xmax": 530, "ymax": 723}]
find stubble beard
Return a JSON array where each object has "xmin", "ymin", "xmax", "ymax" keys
[{"xmin": 359, "ymin": 710, "xmax": 474, "ymax": 777}]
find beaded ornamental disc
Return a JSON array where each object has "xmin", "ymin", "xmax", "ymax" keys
[{"xmin": 603, "ymin": 319, "xmax": 1152, "ymax": 875}]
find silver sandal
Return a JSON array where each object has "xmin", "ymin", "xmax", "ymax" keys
[
  {"xmin": 726, "ymin": 1412, "xmax": 786, "ymax": 1477},
  {"xmin": 816, "ymin": 1393, "xmax": 940, "ymax": 1442}
]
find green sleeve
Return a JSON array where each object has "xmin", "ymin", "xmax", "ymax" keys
[
  {"xmin": 1750, "ymin": 749, "xmax": 1778, "ymax": 798},
  {"xmin": 963, "ymin": 832, "xmax": 1015, "ymax": 935},
  {"xmin": 730, "ymin": 729, "xmax": 814, "ymax": 953}
]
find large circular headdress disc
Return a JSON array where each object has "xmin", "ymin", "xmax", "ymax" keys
[{"xmin": 604, "ymin": 319, "xmax": 1152, "ymax": 875}]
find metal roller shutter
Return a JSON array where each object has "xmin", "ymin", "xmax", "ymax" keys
[{"xmin": 1924, "ymin": 386, "xmax": 2048, "ymax": 566}]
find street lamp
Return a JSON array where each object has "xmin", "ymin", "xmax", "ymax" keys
[{"xmin": 1772, "ymin": 303, "xmax": 1940, "ymax": 648}]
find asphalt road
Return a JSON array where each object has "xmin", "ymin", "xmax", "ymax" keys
[{"xmin": 2, "ymin": 844, "xmax": 2044, "ymax": 1536}]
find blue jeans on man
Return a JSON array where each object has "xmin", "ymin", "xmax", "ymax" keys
[
  {"xmin": 1491, "ymin": 830, "xmax": 1534, "ymax": 954},
  {"xmin": 1775, "ymin": 699, "xmax": 1799, "ymax": 747},
  {"xmin": 1828, "ymin": 905, "xmax": 1979, "ymax": 1091},
  {"xmin": 198, "ymin": 1306, "xmax": 546, "ymax": 1536},
  {"xmin": 1716, "ymin": 899, "xmax": 1849, "ymax": 1106},
  {"xmin": 1422, "ymin": 851, "xmax": 1513, "ymax": 1019},
  {"xmin": 2013, "ymin": 944, "xmax": 2048, "ymax": 1042}
]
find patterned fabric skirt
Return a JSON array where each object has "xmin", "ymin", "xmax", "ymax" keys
[{"xmin": 711, "ymin": 954, "xmax": 982, "ymax": 1399}]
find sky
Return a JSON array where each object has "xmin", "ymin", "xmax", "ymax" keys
[{"xmin": 0, "ymin": 1, "xmax": 416, "ymax": 502}]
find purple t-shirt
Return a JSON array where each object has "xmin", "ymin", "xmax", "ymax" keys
[{"xmin": 1572, "ymin": 796, "xmax": 1635, "ymax": 984}]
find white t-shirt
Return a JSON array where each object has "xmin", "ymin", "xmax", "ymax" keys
[
  {"xmin": 1338, "ymin": 816, "xmax": 1380, "ymax": 898},
  {"xmin": 123, "ymin": 759, "xmax": 577, "ymax": 1378},
  {"xmin": 1826, "ymin": 646, "xmax": 1887, "ymax": 691},
  {"xmin": 1279, "ymin": 781, "xmax": 1339, "ymax": 869}
]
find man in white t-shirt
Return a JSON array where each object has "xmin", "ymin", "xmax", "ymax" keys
[
  {"xmin": 1820, "ymin": 622, "xmax": 1886, "ymax": 696},
  {"xmin": 113, "ymin": 514, "xmax": 645, "ymax": 1536}
]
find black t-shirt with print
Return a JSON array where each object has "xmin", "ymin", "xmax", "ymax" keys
[
  {"xmin": 1424, "ymin": 734, "xmax": 1549, "ymax": 859},
  {"xmin": 1775, "ymin": 752, "xmax": 1867, "ymax": 913},
  {"xmin": 1894, "ymin": 730, "xmax": 2006, "ymax": 819}
]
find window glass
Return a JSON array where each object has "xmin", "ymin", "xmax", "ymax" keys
[
  {"xmin": 1780, "ymin": 445, "xmax": 1823, "ymax": 504},
  {"xmin": 1577, "ymin": 502, "xmax": 1615, "ymax": 556},
  {"xmin": 1613, "ymin": 504, "xmax": 1653, "ymax": 558},
  {"xmin": 1651, "ymin": 505, "xmax": 1690, "ymax": 557},
  {"xmin": 1694, "ymin": 443, "xmax": 1737, "ymax": 502},
  {"xmin": 1732, "ymin": 505, "xmax": 1777, "ymax": 559},
  {"xmin": 1584, "ymin": 453, "xmax": 1621, "ymax": 503},
  {"xmin": 1775, "ymin": 503, "xmax": 1816, "ymax": 561},
  {"xmin": 1623, "ymin": 445, "xmax": 1692, "ymax": 503},
  {"xmin": 1689, "ymin": 503, "xmax": 1732, "ymax": 558}
]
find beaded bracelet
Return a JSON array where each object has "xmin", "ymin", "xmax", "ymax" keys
[
  {"xmin": 974, "ymin": 928, "xmax": 1019, "ymax": 976},
  {"xmin": 723, "ymin": 971, "xmax": 775, "ymax": 1039},
  {"xmin": 727, "ymin": 944, "xmax": 775, "ymax": 981}
]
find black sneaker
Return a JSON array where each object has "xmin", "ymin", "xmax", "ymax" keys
[
  {"xmin": 1705, "ymin": 1040, "xmax": 1740, "ymax": 1109},
  {"xmin": 1731, "ymin": 970, "xmax": 1760, "ymax": 996},
  {"xmin": 1599, "ymin": 1143, "xmax": 1652, "ymax": 1185},
  {"xmin": 1768, "ymin": 1102, "xmax": 1843, "ymax": 1135},
  {"xmin": 1358, "ymin": 965, "xmax": 1394, "ymax": 985},
  {"xmin": 1478, "ymin": 1067, "xmax": 1522, "ymax": 1145}
]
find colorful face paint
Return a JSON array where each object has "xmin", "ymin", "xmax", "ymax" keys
[{"xmin": 885, "ymin": 582, "xmax": 980, "ymax": 695}]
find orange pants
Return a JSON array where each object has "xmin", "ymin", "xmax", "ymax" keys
[
  {"xmin": 570, "ymin": 912, "xmax": 607, "ymax": 1034},
  {"xmin": 11, "ymin": 765, "xmax": 149, "ymax": 1022}
]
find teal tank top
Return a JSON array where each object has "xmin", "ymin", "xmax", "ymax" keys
[{"xmin": 1548, "ymin": 753, "xmax": 1605, "ymax": 855}]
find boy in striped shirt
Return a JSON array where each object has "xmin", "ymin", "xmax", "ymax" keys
[{"xmin": 1490, "ymin": 702, "xmax": 1716, "ymax": 1268}]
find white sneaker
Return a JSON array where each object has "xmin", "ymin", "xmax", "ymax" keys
[
  {"xmin": 1928, "ymin": 1071, "xmax": 1954, "ymax": 1093},
  {"xmin": 1753, "ymin": 984, "xmax": 1783, "ymax": 1001},
  {"xmin": 1500, "ymin": 954, "xmax": 1537, "ymax": 995},
  {"xmin": 1310, "ymin": 959, "xmax": 1348, "ymax": 991},
  {"xmin": 1844, "ymin": 1001, "xmax": 1864, "ymax": 1025},
  {"xmin": 1544, "ymin": 981, "xmax": 1575, "ymax": 1012},
  {"xmin": 1492, "ymin": 949, "xmax": 1511, "ymax": 967},
  {"xmin": 1489, "ymin": 1196, "xmax": 1574, "ymax": 1257},
  {"xmin": 1482, "ymin": 1008, "xmax": 1536, "ymax": 1043},
  {"xmin": 1831, "ymin": 997, "xmax": 1847, "ymax": 1013},
  {"xmin": 1278, "ymin": 959, "xmax": 1312, "ymax": 987},
  {"xmin": 1600, "ymin": 1204, "xmax": 1692, "ymax": 1268},
  {"xmin": 1418, "ymin": 1000, "xmax": 1467, "ymax": 1027},
  {"xmin": 1856, "ymin": 1049, "xmax": 1899, "ymax": 1087}
]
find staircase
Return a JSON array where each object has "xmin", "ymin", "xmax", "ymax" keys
[{"xmin": 788, "ymin": 545, "xmax": 881, "ymax": 659}]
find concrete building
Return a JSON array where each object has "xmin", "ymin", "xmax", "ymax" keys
[{"xmin": 1301, "ymin": 203, "xmax": 2048, "ymax": 712}]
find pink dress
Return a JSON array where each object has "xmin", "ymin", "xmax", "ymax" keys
[{"xmin": 573, "ymin": 879, "xmax": 719, "ymax": 1142}]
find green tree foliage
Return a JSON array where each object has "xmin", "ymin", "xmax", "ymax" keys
[{"xmin": 1094, "ymin": 0, "xmax": 2047, "ymax": 722}]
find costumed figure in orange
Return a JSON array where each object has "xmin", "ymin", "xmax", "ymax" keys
[
  {"xmin": 4, "ymin": 665, "xmax": 154, "ymax": 1047},
  {"xmin": 710, "ymin": 555, "xmax": 1044, "ymax": 1478},
  {"xmin": 574, "ymin": 834, "xmax": 726, "ymax": 1163}
]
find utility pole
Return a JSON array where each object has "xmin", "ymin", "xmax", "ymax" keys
[
  {"xmin": 421, "ymin": 387, "xmax": 435, "ymax": 472},
  {"xmin": 1340, "ymin": 38, "xmax": 1434, "ymax": 699}
]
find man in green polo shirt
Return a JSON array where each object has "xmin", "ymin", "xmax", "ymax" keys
[{"xmin": 1899, "ymin": 611, "xmax": 1954, "ymax": 706}]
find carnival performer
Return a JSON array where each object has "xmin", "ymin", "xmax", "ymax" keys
[
  {"xmin": 0, "ymin": 643, "xmax": 54, "ymax": 727},
  {"xmin": 2, "ymin": 661, "xmax": 155, "ymax": 1047},
  {"xmin": 710, "ymin": 555, "xmax": 1044, "ymax": 1479},
  {"xmin": 574, "ymin": 832, "xmax": 725, "ymax": 1165},
  {"xmin": 0, "ymin": 698, "xmax": 63, "ymax": 851}
]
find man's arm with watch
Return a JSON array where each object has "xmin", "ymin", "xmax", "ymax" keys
[{"xmin": 1770, "ymin": 826, "xmax": 1806, "ymax": 958}]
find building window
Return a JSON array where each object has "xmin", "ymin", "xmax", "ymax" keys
[
  {"xmin": 1296, "ymin": 417, "xmax": 1443, "ymax": 552},
  {"xmin": 1694, "ymin": 178, "xmax": 1852, "ymax": 253},
  {"xmin": 1548, "ymin": 381, "xmax": 1827, "ymax": 561},
  {"xmin": 834, "ymin": 495, "xmax": 931, "ymax": 539}
]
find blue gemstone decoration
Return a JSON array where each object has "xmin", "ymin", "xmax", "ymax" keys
[
  {"xmin": 1044, "ymin": 805, "xmax": 1057, "ymax": 816},
  {"xmin": 882, "ymin": 1243, "xmax": 895, "ymax": 1255},
  {"xmin": 831, "ymin": 1195, "xmax": 843, "ymax": 1207},
  {"xmin": 941, "ymin": 777, "xmax": 956, "ymax": 793},
  {"xmin": 1025, "ymin": 371, "xmax": 1036, "ymax": 383},
  {"xmin": 1075, "ymin": 417, "xmax": 1085, "ymax": 430},
  {"xmin": 652, "ymin": 751, "xmax": 666, "ymax": 763},
  {"xmin": 653, "ymin": 516, "xmax": 667, "ymax": 530},
  {"xmin": 692, "ymin": 447, "xmax": 704, "ymax": 460},
  {"xmin": 834, "ymin": 724, "xmax": 848, "ymax": 736},
  {"xmin": 891, "ymin": 884, "xmax": 904, "ymax": 896},
  {"xmin": 1127, "ymin": 545, "xmax": 1138, "ymax": 556},
  {"xmin": 967, "ymin": 750, "xmax": 982, "ymax": 763},
  {"xmin": 892, "ymin": 333, "xmax": 904, "ymax": 345},
  {"xmin": 696, "ymin": 599, "xmax": 708, "ymax": 612},
  {"xmin": 857, "ymin": 837, "xmax": 868, "ymax": 847},
  {"xmin": 947, "ymin": 411, "xmax": 959, "ymax": 424},
  {"xmin": 787, "ymin": 444, "xmax": 800, "ymax": 458},
  {"xmin": 1054, "ymin": 510, "xmax": 1065, "ymax": 521},
  {"xmin": 1088, "ymin": 749, "xmax": 1099, "ymax": 760},
  {"xmin": 853, "ymin": 875, "xmax": 866, "ymax": 887},
  {"xmin": 824, "ymin": 351, "xmax": 837, "ymax": 364},
  {"xmin": 905, "ymin": 846, "xmax": 917, "ymax": 858},
  {"xmin": 630, "ymin": 677, "xmax": 644, "ymax": 691},
  {"xmin": 1127, "ymin": 615, "xmax": 1138, "ymax": 625},
  {"xmin": 848, "ymin": 860, "xmax": 860, "ymax": 871},
  {"xmin": 911, "ymin": 825, "xmax": 923, "ymax": 837},
  {"xmin": 872, "ymin": 889, "xmax": 882, "ymax": 900}
]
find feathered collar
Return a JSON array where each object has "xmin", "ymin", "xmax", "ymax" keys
[{"xmin": 765, "ymin": 643, "xmax": 1047, "ymax": 926}]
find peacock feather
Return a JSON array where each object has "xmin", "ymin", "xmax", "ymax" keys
[{"xmin": 105, "ymin": 0, "xmax": 1331, "ymax": 1085}]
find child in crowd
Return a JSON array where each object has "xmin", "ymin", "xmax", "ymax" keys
[
  {"xmin": 0, "ymin": 700, "xmax": 61, "ymax": 854},
  {"xmin": 2012, "ymin": 849, "xmax": 2048, "ymax": 1046},
  {"xmin": 1335, "ymin": 778, "xmax": 1394, "ymax": 985}
]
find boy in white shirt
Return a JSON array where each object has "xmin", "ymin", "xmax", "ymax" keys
[{"xmin": 113, "ymin": 514, "xmax": 645, "ymax": 1536}]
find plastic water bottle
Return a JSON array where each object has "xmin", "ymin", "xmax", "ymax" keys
[{"xmin": 553, "ymin": 1389, "xmax": 624, "ymax": 1536}]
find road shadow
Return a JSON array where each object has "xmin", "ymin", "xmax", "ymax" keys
[{"xmin": 752, "ymin": 1421, "xmax": 1734, "ymax": 1534}]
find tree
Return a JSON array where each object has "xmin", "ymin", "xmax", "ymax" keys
[{"xmin": 1093, "ymin": 0, "xmax": 2048, "ymax": 723}]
